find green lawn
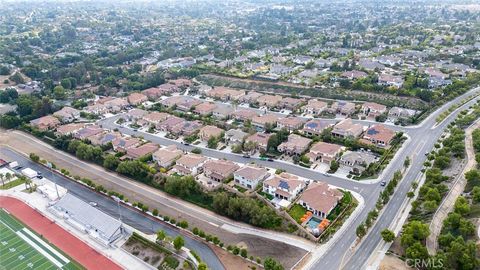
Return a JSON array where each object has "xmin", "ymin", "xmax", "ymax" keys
[
  {"xmin": 288, "ymin": 204, "xmax": 308, "ymax": 223},
  {"xmin": 0, "ymin": 209, "xmax": 82, "ymax": 270},
  {"xmin": 0, "ymin": 178, "xmax": 25, "ymax": 190}
]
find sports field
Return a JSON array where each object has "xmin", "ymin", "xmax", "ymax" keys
[{"xmin": 0, "ymin": 209, "xmax": 81, "ymax": 270}]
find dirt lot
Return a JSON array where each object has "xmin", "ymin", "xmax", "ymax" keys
[
  {"xmin": 379, "ymin": 255, "xmax": 411, "ymax": 270},
  {"xmin": 209, "ymin": 243, "xmax": 258, "ymax": 270},
  {"xmin": 0, "ymin": 130, "xmax": 307, "ymax": 269}
]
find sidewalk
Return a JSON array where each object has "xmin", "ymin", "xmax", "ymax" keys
[{"xmin": 426, "ymin": 119, "xmax": 480, "ymax": 255}]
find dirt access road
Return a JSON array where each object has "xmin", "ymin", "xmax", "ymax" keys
[{"xmin": 0, "ymin": 129, "xmax": 307, "ymax": 269}]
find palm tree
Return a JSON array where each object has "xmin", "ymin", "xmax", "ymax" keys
[
  {"xmin": 23, "ymin": 176, "xmax": 32, "ymax": 192},
  {"xmin": 5, "ymin": 173, "xmax": 12, "ymax": 185},
  {"xmin": 0, "ymin": 173, "xmax": 4, "ymax": 186}
]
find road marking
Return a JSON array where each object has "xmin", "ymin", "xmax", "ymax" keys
[{"xmin": 208, "ymin": 222, "xmax": 219, "ymax": 227}]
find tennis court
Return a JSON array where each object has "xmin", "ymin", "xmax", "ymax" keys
[{"xmin": 0, "ymin": 209, "xmax": 80, "ymax": 270}]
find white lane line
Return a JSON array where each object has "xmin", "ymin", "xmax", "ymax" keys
[
  {"xmin": 16, "ymin": 232, "xmax": 64, "ymax": 268},
  {"xmin": 22, "ymin": 228, "xmax": 70, "ymax": 264}
]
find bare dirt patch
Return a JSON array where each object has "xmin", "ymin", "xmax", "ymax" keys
[{"xmin": 379, "ymin": 254, "xmax": 411, "ymax": 270}]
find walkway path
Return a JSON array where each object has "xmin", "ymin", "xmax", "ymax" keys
[{"xmin": 426, "ymin": 119, "xmax": 480, "ymax": 255}]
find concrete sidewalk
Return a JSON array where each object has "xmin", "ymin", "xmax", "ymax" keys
[{"xmin": 426, "ymin": 119, "xmax": 480, "ymax": 255}]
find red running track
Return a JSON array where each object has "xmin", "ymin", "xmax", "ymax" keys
[{"xmin": 0, "ymin": 196, "xmax": 123, "ymax": 270}]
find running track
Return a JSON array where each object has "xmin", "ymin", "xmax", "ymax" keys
[{"xmin": 0, "ymin": 196, "xmax": 123, "ymax": 270}]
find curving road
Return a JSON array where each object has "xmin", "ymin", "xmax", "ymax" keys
[{"xmin": 100, "ymin": 87, "xmax": 480, "ymax": 270}]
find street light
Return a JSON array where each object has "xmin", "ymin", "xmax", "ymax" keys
[{"xmin": 113, "ymin": 196, "xmax": 122, "ymax": 222}]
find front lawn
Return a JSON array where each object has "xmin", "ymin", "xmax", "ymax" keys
[{"xmin": 288, "ymin": 204, "xmax": 308, "ymax": 223}]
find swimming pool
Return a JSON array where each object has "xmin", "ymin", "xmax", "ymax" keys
[{"xmin": 306, "ymin": 217, "xmax": 321, "ymax": 229}]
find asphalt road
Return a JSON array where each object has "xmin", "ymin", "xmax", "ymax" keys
[
  {"xmin": 0, "ymin": 147, "xmax": 226, "ymax": 270},
  {"xmin": 100, "ymin": 86, "xmax": 480, "ymax": 270}
]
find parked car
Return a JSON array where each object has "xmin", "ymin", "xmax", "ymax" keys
[
  {"xmin": 380, "ymin": 181, "xmax": 387, "ymax": 186},
  {"xmin": 89, "ymin": 202, "xmax": 98, "ymax": 207},
  {"xmin": 242, "ymin": 154, "xmax": 250, "ymax": 158}
]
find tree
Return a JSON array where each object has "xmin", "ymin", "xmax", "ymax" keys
[
  {"xmin": 103, "ymin": 154, "xmax": 120, "ymax": 170},
  {"xmin": 329, "ymin": 160, "xmax": 339, "ymax": 173},
  {"xmin": 471, "ymin": 186, "xmax": 480, "ymax": 202},
  {"xmin": 53, "ymin": 86, "xmax": 66, "ymax": 100},
  {"xmin": 191, "ymin": 148, "xmax": 202, "ymax": 154},
  {"xmin": 156, "ymin": 230, "xmax": 166, "ymax": 241},
  {"xmin": 453, "ymin": 196, "xmax": 470, "ymax": 216},
  {"xmin": 401, "ymin": 221, "xmax": 430, "ymax": 247},
  {"xmin": 403, "ymin": 157, "xmax": 411, "ymax": 168},
  {"xmin": 173, "ymin": 236, "xmax": 184, "ymax": 250},
  {"xmin": 61, "ymin": 78, "xmax": 72, "ymax": 89},
  {"xmin": 198, "ymin": 263, "xmax": 208, "ymax": 270},
  {"xmin": 356, "ymin": 223, "xmax": 366, "ymax": 238},
  {"xmin": 29, "ymin": 153, "xmax": 40, "ymax": 162},
  {"xmin": 207, "ymin": 136, "xmax": 218, "ymax": 149},
  {"xmin": 381, "ymin": 229, "xmax": 395, "ymax": 242},
  {"xmin": 405, "ymin": 242, "xmax": 429, "ymax": 261},
  {"xmin": 263, "ymin": 257, "xmax": 284, "ymax": 270}
]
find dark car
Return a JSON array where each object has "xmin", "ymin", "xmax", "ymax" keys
[
  {"xmin": 267, "ymin": 158, "xmax": 274, "ymax": 162},
  {"xmin": 380, "ymin": 181, "xmax": 387, "ymax": 186},
  {"xmin": 37, "ymin": 175, "xmax": 43, "ymax": 179},
  {"xmin": 242, "ymin": 154, "xmax": 250, "ymax": 158}
]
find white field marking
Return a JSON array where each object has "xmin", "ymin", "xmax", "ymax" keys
[
  {"xmin": 15, "ymin": 232, "xmax": 65, "ymax": 268},
  {"xmin": 22, "ymin": 228, "xmax": 70, "ymax": 264}
]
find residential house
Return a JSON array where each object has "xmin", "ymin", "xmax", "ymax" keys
[
  {"xmin": 55, "ymin": 123, "xmax": 86, "ymax": 137},
  {"xmin": 194, "ymin": 102, "xmax": 217, "ymax": 116},
  {"xmin": 341, "ymin": 70, "xmax": 368, "ymax": 80},
  {"xmin": 232, "ymin": 109, "xmax": 258, "ymax": 122},
  {"xmin": 170, "ymin": 120, "xmax": 203, "ymax": 136},
  {"xmin": 112, "ymin": 137, "xmax": 141, "ymax": 152},
  {"xmin": 280, "ymin": 97, "xmax": 304, "ymax": 110},
  {"xmin": 127, "ymin": 93, "xmax": 148, "ymax": 106},
  {"xmin": 245, "ymin": 132, "xmax": 272, "ymax": 152},
  {"xmin": 234, "ymin": 166, "xmax": 270, "ymax": 189},
  {"xmin": 240, "ymin": 91, "xmax": 264, "ymax": 103},
  {"xmin": 278, "ymin": 134, "xmax": 312, "ymax": 156},
  {"xmin": 297, "ymin": 182, "xmax": 343, "ymax": 218},
  {"xmin": 53, "ymin": 107, "xmax": 80, "ymax": 123},
  {"xmin": 302, "ymin": 119, "xmax": 333, "ymax": 137},
  {"xmin": 144, "ymin": 112, "xmax": 170, "ymax": 126},
  {"xmin": 203, "ymin": 160, "xmax": 240, "ymax": 182},
  {"xmin": 103, "ymin": 98, "xmax": 129, "ymax": 112},
  {"xmin": 361, "ymin": 102, "xmax": 387, "ymax": 119},
  {"xmin": 30, "ymin": 115, "xmax": 60, "ymax": 131},
  {"xmin": 361, "ymin": 124, "xmax": 396, "ymax": 147},
  {"xmin": 252, "ymin": 114, "xmax": 282, "ymax": 131},
  {"xmin": 277, "ymin": 117, "xmax": 306, "ymax": 132},
  {"xmin": 142, "ymin": 87, "xmax": 165, "ymax": 101},
  {"xmin": 84, "ymin": 104, "xmax": 109, "ymax": 115},
  {"xmin": 152, "ymin": 145, "xmax": 183, "ymax": 167},
  {"xmin": 339, "ymin": 150, "xmax": 377, "ymax": 175},
  {"xmin": 303, "ymin": 100, "xmax": 328, "ymax": 115},
  {"xmin": 157, "ymin": 116, "xmax": 186, "ymax": 133},
  {"xmin": 331, "ymin": 119, "xmax": 364, "ymax": 138},
  {"xmin": 126, "ymin": 109, "xmax": 148, "ymax": 121},
  {"xmin": 199, "ymin": 125, "xmax": 224, "ymax": 141},
  {"xmin": 306, "ymin": 142, "xmax": 343, "ymax": 164},
  {"xmin": 126, "ymin": 143, "xmax": 159, "ymax": 159},
  {"xmin": 378, "ymin": 74, "xmax": 404, "ymax": 88},
  {"xmin": 224, "ymin": 129, "xmax": 248, "ymax": 146},
  {"xmin": 89, "ymin": 132, "xmax": 122, "ymax": 146},
  {"xmin": 177, "ymin": 98, "xmax": 202, "ymax": 112},
  {"xmin": 330, "ymin": 101, "xmax": 356, "ymax": 116},
  {"xmin": 263, "ymin": 173, "xmax": 305, "ymax": 202},
  {"xmin": 207, "ymin": 87, "xmax": 245, "ymax": 101},
  {"xmin": 212, "ymin": 105, "xmax": 234, "ymax": 120},
  {"xmin": 388, "ymin": 107, "xmax": 417, "ymax": 120},
  {"xmin": 257, "ymin": 95, "xmax": 283, "ymax": 108},
  {"xmin": 172, "ymin": 153, "xmax": 208, "ymax": 176},
  {"xmin": 73, "ymin": 125, "xmax": 104, "ymax": 140}
]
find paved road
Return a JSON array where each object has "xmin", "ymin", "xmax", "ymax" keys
[
  {"xmin": 339, "ymin": 89, "xmax": 480, "ymax": 270},
  {"xmin": 101, "ymin": 87, "xmax": 480, "ymax": 270},
  {"xmin": 0, "ymin": 147, "xmax": 226, "ymax": 270}
]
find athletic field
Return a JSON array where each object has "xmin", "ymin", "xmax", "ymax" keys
[{"xmin": 0, "ymin": 209, "xmax": 81, "ymax": 270}]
